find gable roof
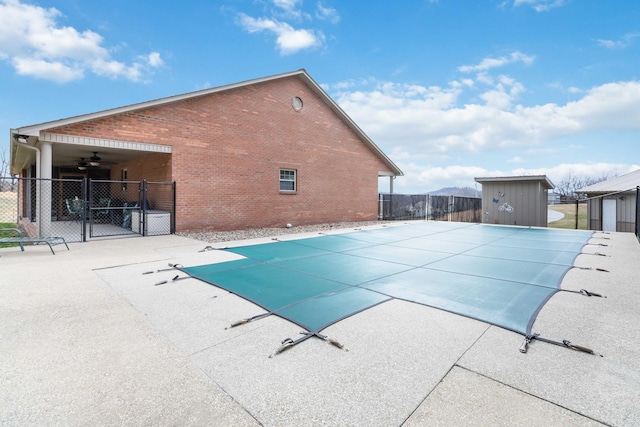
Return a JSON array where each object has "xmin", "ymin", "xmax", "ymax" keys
[
  {"xmin": 11, "ymin": 69, "xmax": 403, "ymax": 177},
  {"xmin": 579, "ymin": 168, "xmax": 640, "ymax": 194}
]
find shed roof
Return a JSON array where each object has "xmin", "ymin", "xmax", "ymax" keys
[
  {"xmin": 474, "ymin": 175, "xmax": 555, "ymax": 190},
  {"xmin": 11, "ymin": 69, "xmax": 403, "ymax": 177},
  {"xmin": 579, "ymin": 168, "xmax": 640, "ymax": 194}
]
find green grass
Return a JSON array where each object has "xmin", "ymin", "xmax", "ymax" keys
[
  {"xmin": 548, "ymin": 203, "xmax": 588, "ymax": 230},
  {"xmin": 0, "ymin": 221, "xmax": 20, "ymax": 248}
]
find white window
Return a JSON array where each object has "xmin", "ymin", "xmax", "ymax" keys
[{"xmin": 280, "ymin": 169, "xmax": 296, "ymax": 192}]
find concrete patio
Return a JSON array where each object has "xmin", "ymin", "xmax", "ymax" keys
[{"xmin": 1, "ymin": 222, "xmax": 638, "ymax": 426}]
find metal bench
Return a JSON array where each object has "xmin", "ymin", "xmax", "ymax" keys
[{"xmin": 0, "ymin": 228, "xmax": 69, "ymax": 255}]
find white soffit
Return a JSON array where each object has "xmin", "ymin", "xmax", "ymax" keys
[{"xmin": 42, "ymin": 132, "xmax": 172, "ymax": 153}]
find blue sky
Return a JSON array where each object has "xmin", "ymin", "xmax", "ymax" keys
[{"xmin": 1, "ymin": 0, "xmax": 639, "ymax": 193}]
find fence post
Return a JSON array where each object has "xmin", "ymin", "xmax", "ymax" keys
[
  {"xmin": 81, "ymin": 178, "xmax": 87, "ymax": 242},
  {"xmin": 425, "ymin": 194, "xmax": 428, "ymax": 221},
  {"xmin": 142, "ymin": 180, "xmax": 148, "ymax": 236},
  {"xmin": 575, "ymin": 199, "xmax": 579, "ymax": 230},
  {"xmin": 636, "ymin": 185, "xmax": 640, "ymax": 239},
  {"xmin": 172, "ymin": 181, "xmax": 177, "ymax": 234}
]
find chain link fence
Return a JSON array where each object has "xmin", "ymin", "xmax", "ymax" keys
[
  {"xmin": 378, "ymin": 193, "xmax": 482, "ymax": 223},
  {"xmin": 0, "ymin": 177, "xmax": 175, "ymax": 243}
]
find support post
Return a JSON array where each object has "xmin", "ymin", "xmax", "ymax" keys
[
  {"xmin": 17, "ymin": 142, "xmax": 41, "ymax": 236},
  {"xmin": 39, "ymin": 141, "xmax": 52, "ymax": 237}
]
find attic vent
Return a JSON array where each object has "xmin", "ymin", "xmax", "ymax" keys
[{"xmin": 291, "ymin": 96, "xmax": 303, "ymax": 111}]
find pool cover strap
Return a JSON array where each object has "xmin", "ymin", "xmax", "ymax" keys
[
  {"xmin": 155, "ymin": 274, "xmax": 190, "ymax": 286},
  {"xmin": 521, "ymin": 334, "xmax": 603, "ymax": 357},
  {"xmin": 269, "ymin": 332, "xmax": 348, "ymax": 357},
  {"xmin": 226, "ymin": 312, "xmax": 272, "ymax": 329}
]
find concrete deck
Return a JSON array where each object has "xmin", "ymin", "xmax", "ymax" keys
[{"xmin": 1, "ymin": 223, "xmax": 638, "ymax": 426}]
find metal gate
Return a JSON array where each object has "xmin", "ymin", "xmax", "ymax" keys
[{"xmin": 88, "ymin": 179, "xmax": 176, "ymax": 239}]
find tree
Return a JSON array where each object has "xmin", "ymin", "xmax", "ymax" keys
[
  {"xmin": 0, "ymin": 147, "xmax": 8, "ymax": 178},
  {"xmin": 556, "ymin": 170, "xmax": 615, "ymax": 200}
]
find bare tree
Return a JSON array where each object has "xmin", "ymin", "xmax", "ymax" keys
[
  {"xmin": 556, "ymin": 170, "xmax": 615, "ymax": 200},
  {"xmin": 0, "ymin": 147, "xmax": 8, "ymax": 178}
]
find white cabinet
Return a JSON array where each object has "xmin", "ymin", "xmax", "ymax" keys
[{"xmin": 132, "ymin": 210, "xmax": 171, "ymax": 235}]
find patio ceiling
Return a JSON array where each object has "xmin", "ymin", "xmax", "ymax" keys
[
  {"xmin": 49, "ymin": 142, "xmax": 154, "ymax": 168},
  {"xmin": 11, "ymin": 131, "xmax": 172, "ymax": 174}
]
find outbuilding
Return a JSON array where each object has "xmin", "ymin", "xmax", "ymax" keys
[
  {"xmin": 579, "ymin": 169, "xmax": 640, "ymax": 234},
  {"xmin": 474, "ymin": 175, "xmax": 554, "ymax": 227}
]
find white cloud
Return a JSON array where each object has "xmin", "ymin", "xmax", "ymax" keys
[
  {"xmin": 237, "ymin": 13, "xmax": 323, "ymax": 55},
  {"xmin": 335, "ymin": 78, "xmax": 640, "ymax": 159},
  {"xmin": 11, "ymin": 56, "xmax": 83, "ymax": 83},
  {"xmin": 513, "ymin": 0, "xmax": 568, "ymax": 12},
  {"xmin": 560, "ymin": 81, "xmax": 640, "ymax": 131},
  {"xmin": 337, "ymin": 72, "xmax": 640, "ymax": 193},
  {"xmin": 596, "ymin": 32, "xmax": 640, "ymax": 49},
  {"xmin": 316, "ymin": 2, "xmax": 340, "ymax": 23},
  {"xmin": 383, "ymin": 161, "xmax": 639, "ymax": 194},
  {"xmin": 458, "ymin": 51, "xmax": 535, "ymax": 73},
  {"xmin": 273, "ymin": 0, "xmax": 301, "ymax": 11},
  {"xmin": 271, "ymin": 0, "xmax": 308, "ymax": 21},
  {"xmin": 146, "ymin": 52, "xmax": 164, "ymax": 67},
  {"xmin": 0, "ymin": 0, "xmax": 163, "ymax": 83},
  {"xmin": 511, "ymin": 163, "xmax": 640, "ymax": 186}
]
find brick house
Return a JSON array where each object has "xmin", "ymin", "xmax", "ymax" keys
[{"xmin": 10, "ymin": 69, "xmax": 403, "ymax": 235}]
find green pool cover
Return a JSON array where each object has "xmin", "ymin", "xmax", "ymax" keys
[{"xmin": 181, "ymin": 222, "xmax": 594, "ymax": 337}]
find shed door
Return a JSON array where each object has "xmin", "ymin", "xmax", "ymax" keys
[{"xmin": 602, "ymin": 199, "xmax": 617, "ymax": 232}]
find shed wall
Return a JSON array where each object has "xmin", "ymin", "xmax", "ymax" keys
[
  {"xmin": 481, "ymin": 181, "xmax": 548, "ymax": 227},
  {"xmin": 587, "ymin": 194, "xmax": 636, "ymax": 232}
]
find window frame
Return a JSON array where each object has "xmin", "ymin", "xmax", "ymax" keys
[{"xmin": 279, "ymin": 168, "xmax": 297, "ymax": 193}]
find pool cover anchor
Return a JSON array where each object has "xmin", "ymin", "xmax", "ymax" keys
[
  {"xmin": 269, "ymin": 332, "xmax": 349, "ymax": 358},
  {"xmin": 519, "ymin": 333, "xmax": 539, "ymax": 353},
  {"xmin": 199, "ymin": 245, "xmax": 228, "ymax": 252},
  {"xmin": 521, "ymin": 334, "xmax": 603, "ymax": 357},
  {"xmin": 154, "ymin": 274, "xmax": 191, "ymax": 286},
  {"xmin": 574, "ymin": 266, "xmax": 610, "ymax": 273},
  {"xmin": 579, "ymin": 289, "xmax": 605, "ymax": 298},
  {"xmin": 317, "ymin": 333, "xmax": 348, "ymax": 351},
  {"xmin": 562, "ymin": 288, "xmax": 607, "ymax": 298},
  {"xmin": 269, "ymin": 332, "xmax": 314, "ymax": 358},
  {"xmin": 142, "ymin": 263, "xmax": 183, "ymax": 275},
  {"xmin": 226, "ymin": 312, "xmax": 272, "ymax": 329}
]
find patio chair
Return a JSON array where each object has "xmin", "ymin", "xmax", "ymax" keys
[
  {"xmin": 122, "ymin": 202, "xmax": 138, "ymax": 228},
  {"xmin": 65, "ymin": 198, "xmax": 83, "ymax": 222},
  {"xmin": 94, "ymin": 198, "xmax": 112, "ymax": 223}
]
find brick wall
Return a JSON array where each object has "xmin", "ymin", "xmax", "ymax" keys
[{"xmin": 48, "ymin": 75, "xmax": 392, "ymax": 231}]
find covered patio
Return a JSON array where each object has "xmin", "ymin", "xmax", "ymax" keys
[{"xmin": 9, "ymin": 130, "xmax": 174, "ymax": 240}]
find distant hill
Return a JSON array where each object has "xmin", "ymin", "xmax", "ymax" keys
[{"xmin": 429, "ymin": 187, "xmax": 480, "ymax": 198}]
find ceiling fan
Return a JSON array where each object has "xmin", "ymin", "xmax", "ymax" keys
[
  {"xmin": 89, "ymin": 152, "xmax": 101, "ymax": 166},
  {"xmin": 77, "ymin": 152, "xmax": 101, "ymax": 170},
  {"xmin": 77, "ymin": 158, "xmax": 89, "ymax": 170}
]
